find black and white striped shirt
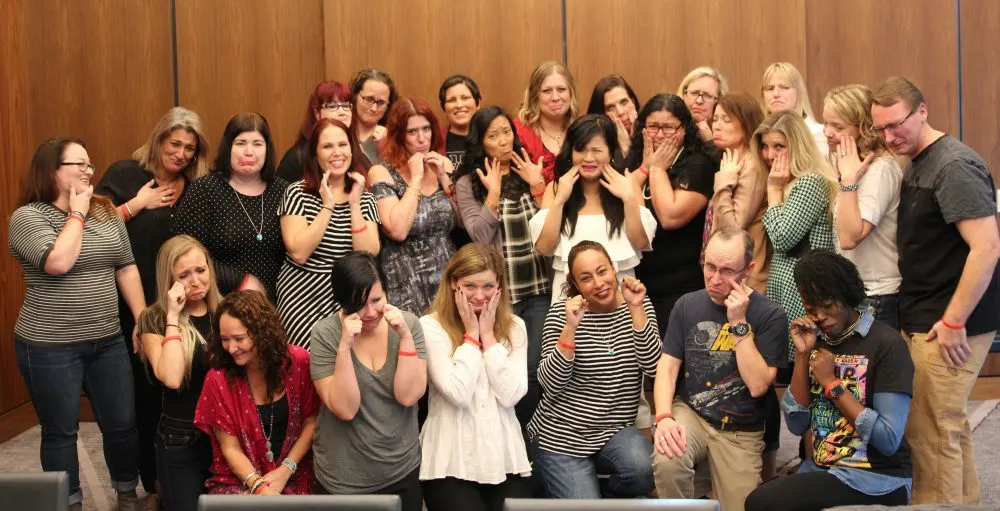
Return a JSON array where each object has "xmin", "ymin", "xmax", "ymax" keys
[
  {"xmin": 527, "ymin": 297, "xmax": 660, "ymax": 457},
  {"xmin": 8, "ymin": 202, "xmax": 135, "ymax": 344}
]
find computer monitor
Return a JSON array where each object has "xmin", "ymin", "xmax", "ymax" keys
[
  {"xmin": 503, "ymin": 499, "xmax": 720, "ymax": 511},
  {"xmin": 198, "ymin": 494, "xmax": 401, "ymax": 511},
  {"xmin": 0, "ymin": 472, "xmax": 70, "ymax": 511}
]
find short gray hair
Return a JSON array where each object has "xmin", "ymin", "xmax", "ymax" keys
[{"xmin": 708, "ymin": 227, "xmax": 754, "ymax": 267}]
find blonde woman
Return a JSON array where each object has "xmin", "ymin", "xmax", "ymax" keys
[
  {"xmin": 760, "ymin": 62, "xmax": 827, "ymax": 156},
  {"xmin": 95, "ymin": 107, "xmax": 210, "ymax": 502},
  {"xmin": 418, "ymin": 244, "xmax": 533, "ymax": 510},
  {"xmin": 823, "ymin": 84, "xmax": 902, "ymax": 329},
  {"xmin": 515, "ymin": 61, "xmax": 579, "ymax": 182},
  {"xmin": 137, "ymin": 235, "xmax": 221, "ymax": 511},
  {"xmin": 677, "ymin": 66, "xmax": 729, "ymax": 141}
]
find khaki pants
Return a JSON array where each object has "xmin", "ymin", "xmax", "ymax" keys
[
  {"xmin": 652, "ymin": 401, "xmax": 763, "ymax": 511},
  {"xmin": 903, "ymin": 330, "xmax": 994, "ymax": 505}
]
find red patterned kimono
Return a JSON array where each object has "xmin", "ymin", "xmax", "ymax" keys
[{"xmin": 194, "ymin": 345, "xmax": 319, "ymax": 494}]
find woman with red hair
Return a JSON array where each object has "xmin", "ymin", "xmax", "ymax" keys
[
  {"xmin": 367, "ymin": 97, "xmax": 460, "ymax": 316},
  {"xmin": 278, "ymin": 81, "xmax": 357, "ymax": 182}
]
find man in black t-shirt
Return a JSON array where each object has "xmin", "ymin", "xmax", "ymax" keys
[
  {"xmin": 870, "ymin": 76, "xmax": 1000, "ymax": 505},
  {"xmin": 651, "ymin": 228, "xmax": 788, "ymax": 511}
]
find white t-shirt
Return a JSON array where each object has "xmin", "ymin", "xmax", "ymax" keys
[{"xmin": 834, "ymin": 156, "xmax": 903, "ymax": 296}]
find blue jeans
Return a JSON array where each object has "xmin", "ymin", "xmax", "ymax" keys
[
  {"xmin": 531, "ymin": 426, "xmax": 654, "ymax": 499},
  {"xmin": 863, "ymin": 293, "xmax": 899, "ymax": 330},
  {"xmin": 513, "ymin": 293, "xmax": 550, "ymax": 430},
  {"xmin": 156, "ymin": 416, "xmax": 212, "ymax": 511},
  {"xmin": 15, "ymin": 337, "xmax": 140, "ymax": 506}
]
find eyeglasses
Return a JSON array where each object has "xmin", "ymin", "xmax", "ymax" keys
[
  {"xmin": 60, "ymin": 161, "xmax": 96, "ymax": 172},
  {"xmin": 321, "ymin": 102, "xmax": 351, "ymax": 112},
  {"xmin": 871, "ymin": 107, "xmax": 917, "ymax": 135},
  {"xmin": 643, "ymin": 123, "xmax": 681, "ymax": 135},
  {"xmin": 703, "ymin": 263, "xmax": 747, "ymax": 280},
  {"xmin": 360, "ymin": 94, "xmax": 389, "ymax": 109},
  {"xmin": 685, "ymin": 89, "xmax": 718, "ymax": 103}
]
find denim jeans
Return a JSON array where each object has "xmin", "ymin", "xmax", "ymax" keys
[
  {"xmin": 155, "ymin": 416, "xmax": 212, "ymax": 511},
  {"xmin": 513, "ymin": 293, "xmax": 550, "ymax": 430},
  {"xmin": 863, "ymin": 293, "xmax": 899, "ymax": 330},
  {"xmin": 531, "ymin": 426, "xmax": 654, "ymax": 499},
  {"xmin": 15, "ymin": 337, "xmax": 140, "ymax": 506}
]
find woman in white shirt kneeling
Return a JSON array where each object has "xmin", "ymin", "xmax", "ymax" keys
[{"xmin": 419, "ymin": 243, "xmax": 534, "ymax": 510}]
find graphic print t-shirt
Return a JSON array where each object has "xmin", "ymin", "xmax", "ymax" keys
[
  {"xmin": 662, "ymin": 289, "xmax": 788, "ymax": 430},
  {"xmin": 809, "ymin": 320, "xmax": 913, "ymax": 477}
]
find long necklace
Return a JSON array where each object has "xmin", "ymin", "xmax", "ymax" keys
[
  {"xmin": 232, "ymin": 185, "xmax": 265, "ymax": 242},
  {"xmin": 247, "ymin": 375, "xmax": 276, "ymax": 462},
  {"xmin": 824, "ymin": 311, "xmax": 863, "ymax": 347}
]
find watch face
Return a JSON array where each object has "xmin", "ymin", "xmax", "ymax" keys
[
  {"xmin": 731, "ymin": 323, "xmax": 750, "ymax": 337},
  {"xmin": 831, "ymin": 384, "xmax": 846, "ymax": 398}
]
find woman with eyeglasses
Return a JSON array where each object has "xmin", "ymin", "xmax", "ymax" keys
[
  {"xmin": 823, "ymin": 85, "xmax": 902, "ymax": 329},
  {"xmin": 439, "ymin": 75, "xmax": 483, "ymax": 170},
  {"xmin": 587, "ymin": 74, "xmax": 641, "ymax": 160},
  {"xmin": 515, "ymin": 61, "xmax": 579, "ymax": 183},
  {"xmin": 626, "ymin": 94, "xmax": 716, "ymax": 334},
  {"xmin": 709, "ymin": 93, "xmax": 769, "ymax": 293},
  {"xmin": 760, "ymin": 62, "xmax": 828, "ymax": 157},
  {"xmin": 349, "ymin": 68, "xmax": 398, "ymax": 166},
  {"xmin": 278, "ymin": 80, "xmax": 358, "ymax": 182},
  {"xmin": 453, "ymin": 105, "xmax": 551, "ymax": 431},
  {"xmin": 173, "ymin": 113, "xmax": 289, "ymax": 302},
  {"xmin": 277, "ymin": 118, "xmax": 381, "ymax": 349},
  {"xmin": 677, "ymin": 67, "xmax": 728, "ymax": 142},
  {"xmin": 368, "ymin": 97, "xmax": 460, "ymax": 315},
  {"xmin": 531, "ymin": 114, "xmax": 657, "ymax": 304},
  {"xmin": 95, "ymin": 106, "xmax": 210, "ymax": 504},
  {"xmin": 9, "ymin": 138, "xmax": 145, "ymax": 510}
]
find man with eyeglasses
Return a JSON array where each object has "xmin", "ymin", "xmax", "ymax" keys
[
  {"xmin": 650, "ymin": 227, "xmax": 788, "ymax": 511},
  {"xmin": 871, "ymin": 76, "xmax": 1000, "ymax": 505}
]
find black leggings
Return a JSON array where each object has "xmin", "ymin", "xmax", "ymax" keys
[
  {"xmin": 316, "ymin": 467, "xmax": 423, "ymax": 511},
  {"xmin": 745, "ymin": 470, "xmax": 908, "ymax": 511},
  {"xmin": 422, "ymin": 475, "xmax": 533, "ymax": 511}
]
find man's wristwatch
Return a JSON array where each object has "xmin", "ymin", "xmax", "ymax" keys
[{"xmin": 730, "ymin": 322, "xmax": 752, "ymax": 338}]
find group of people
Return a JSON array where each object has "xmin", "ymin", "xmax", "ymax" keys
[{"xmin": 8, "ymin": 59, "xmax": 999, "ymax": 511}]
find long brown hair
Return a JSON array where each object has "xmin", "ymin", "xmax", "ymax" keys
[
  {"xmin": 429, "ymin": 244, "xmax": 515, "ymax": 351},
  {"xmin": 19, "ymin": 137, "xmax": 115, "ymax": 220}
]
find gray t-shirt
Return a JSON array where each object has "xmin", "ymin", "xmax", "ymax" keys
[{"xmin": 309, "ymin": 311, "xmax": 427, "ymax": 493}]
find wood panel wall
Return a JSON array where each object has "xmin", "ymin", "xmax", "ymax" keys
[
  {"xmin": 323, "ymin": 0, "xmax": 563, "ymax": 124},
  {"xmin": 175, "ymin": 0, "xmax": 325, "ymax": 162},
  {"xmin": 1, "ymin": 0, "xmax": 998, "ymax": 432}
]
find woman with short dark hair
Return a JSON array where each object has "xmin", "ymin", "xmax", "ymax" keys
[
  {"xmin": 745, "ymin": 250, "xmax": 913, "ymax": 509},
  {"xmin": 173, "ymin": 112, "xmax": 289, "ymax": 301},
  {"xmin": 438, "ymin": 74, "xmax": 483, "ymax": 169},
  {"xmin": 310, "ymin": 252, "xmax": 428, "ymax": 511},
  {"xmin": 194, "ymin": 291, "xmax": 319, "ymax": 496}
]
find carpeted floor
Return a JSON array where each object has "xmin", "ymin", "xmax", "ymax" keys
[{"xmin": 1, "ymin": 401, "xmax": 998, "ymax": 510}]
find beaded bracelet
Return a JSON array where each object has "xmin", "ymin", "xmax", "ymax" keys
[{"xmin": 281, "ymin": 458, "xmax": 298, "ymax": 474}]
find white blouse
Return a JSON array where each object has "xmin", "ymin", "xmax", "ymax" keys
[
  {"xmin": 529, "ymin": 210, "xmax": 658, "ymax": 303},
  {"xmin": 418, "ymin": 314, "xmax": 532, "ymax": 483}
]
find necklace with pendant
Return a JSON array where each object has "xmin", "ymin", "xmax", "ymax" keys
[
  {"xmin": 248, "ymin": 376, "xmax": 276, "ymax": 462},
  {"xmin": 232, "ymin": 184, "xmax": 265, "ymax": 242}
]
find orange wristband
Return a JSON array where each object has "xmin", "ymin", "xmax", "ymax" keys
[
  {"xmin": 398, "ymin": 350, "xmax": 418, "ymax": 357},
  {"xmin": 351, "ymin": 224, "xmax": 368, "ymax": 234},
  {"xmin": 638, "ymin": 166, "xmax": 650, "ymax": 176},
  {"xmin": 940, "ymin": 318, "xmax": 965, "ymax": 330},
  {"xmin": 67, "ymin": 214, "xmax": 85, "ymax": 227},
  {"xmin": 824, "ymin": 380, "xmax": 843, "ymax": 399},
  {"xmin": 557, "ymin": 340, "xmax": 576, "ymax": 351},
  {"xmin": 253, "ymin": 480, "xmax": 271, "ymax": 495},
  {"xmin": 161, "ymin": 335, "xmax": 181, "ymax": 347},
  {"xmin": 655, "ymin": 412, "xmax": 673, "ymax": 423},
  {"xmin": 462, "ymin": 333, "xmax": 481, "ymax": 348}
]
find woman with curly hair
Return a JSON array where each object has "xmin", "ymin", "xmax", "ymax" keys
[{"xmin": 194, "ymin": 291, "xmax": 319, "ymax": 495}]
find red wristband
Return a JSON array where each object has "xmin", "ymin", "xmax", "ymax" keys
[
  {"xmin": 824, "ymin": 380, "xmax": 842, "ymax": 399},
  {"xmin": 161, "ymin": 335, "xmax": 181, "ymax": 347},
  {"xmin": 351, "ymin": 224, "xmax": 368, "ymax": 234},
  {"xmin": 118, "ymin": 204, "xmax": 131, "ymax": 221},
  {"xmin": 238, "ymin": 274, "xmax": 252, "ymax": 290},
  {"xmin": 398, "ymin": 350, "xmax": 418, "ymax": 357},
  {"xmin": 655, "ymin": 412, "xmax": 673, "ymax": 423},
  {"xmin": 253, "ymin": 480, "xmax": 271, "ymax": 495},
  {"xmin": 462, "ymin": 333, "xmax": 481, "ymax": 348},
  {"xmin": 67, "ymin": 214, "xmax": 85, "ymax": 227},
  {"xmin": 638, "ymin": 166, "xmax": 650, "ymax": 176},
  {"xmin": 940, "ymin": 318, "xmax": 965, "ymax": 330},
  {"xmin": 557, "ymin": 340, "xmax": 576, "ymax": 351}
]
